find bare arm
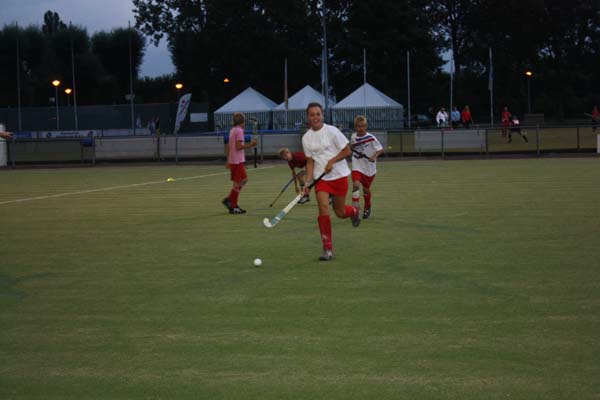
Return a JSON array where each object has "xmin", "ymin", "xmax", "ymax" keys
[
  {"xmin": 0, "ymin": 131, "xmax": 12, "ymax": 139},
  {"xmin": 303, "ymin": 158, "xmax": 315, "ymax": 194},
  {"xmin": 235, "ymin": 139, "xmax": 257, "ymax": 150},
  {"xmin": 324, "ymin": 145, "xmax": 351, "ymax": 173}
]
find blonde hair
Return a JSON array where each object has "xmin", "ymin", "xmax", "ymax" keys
[
  {"xmin": 232, "ymin": 112, "xmax": 245, "ymax": 126},
  {"xmin": 278, "ymin": 148, "xmax": 290, "ymax": 159},
  {"xmin": 354, "ymin": 115, "xmax": 367, "ymax": 125}
]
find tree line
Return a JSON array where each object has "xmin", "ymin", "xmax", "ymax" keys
[{"xmin": 1, "ymin": 2, "xmax": 599, "ymax": 122}]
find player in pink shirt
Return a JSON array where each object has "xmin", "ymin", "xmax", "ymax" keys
[{"xmin": 222, "ymin": 112, "xmax": 257, "ymax": 214}]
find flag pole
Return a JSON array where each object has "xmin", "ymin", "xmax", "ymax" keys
[
  {"xmin": 15, "ymin": 22, "xmax": 22, "ymax": 131},
  {"xmin": 488, "ymin": 48, "xmax": 494, "ymax": 125},
  {"xmin": 407, "ymin": 50, "xmax": 411, "ymax": 129},
  {"xmin": 284, "ymin": 58, "xmax": 288, "ymax": 129},
  {"xmin": 70, "ymin": 22, "xmax": 79, "ymax": 130},
  {"xmin": 363, "ymin": 48, "xmax": 367, "ymax": 116}
]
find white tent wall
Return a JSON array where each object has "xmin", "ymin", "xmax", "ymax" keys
[
  {"xmin": 272, "ymin": 85, "xmax": 335, "ymax": 130},
  {"xmin": 214, "ymin": 111, "xmax": 272, "ymax": 131},
  {"xmin": 213, "ymin": 87, "xmax": 276, "ymax": 130},
  {"xmin": 332, "ymin": 106, "xmax": 404, "ymax": 130}
]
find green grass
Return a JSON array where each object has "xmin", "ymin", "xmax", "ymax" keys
[{"xmin": 1, "ymin": 158, "xmax": 599, "ymax": 399}]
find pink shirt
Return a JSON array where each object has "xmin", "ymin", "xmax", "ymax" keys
[{"xmin": 227, "ymin": 125, "xmax": 245, "ymax": 164}]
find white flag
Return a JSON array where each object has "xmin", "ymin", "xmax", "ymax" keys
[{"xmin": 174, "ymin": 93, "xmax": 192, "ymax": 134}]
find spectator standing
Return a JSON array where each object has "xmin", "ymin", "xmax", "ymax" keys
[
  {"xmin": 591, "ymin": 105, "xmax": 599, "ymax": 132},
  {"xmin": 436, "ymin": 107, "xmax": 449, "ymax": 127},
  {"xmin": 501, "ymin": 106, "xmax": 511, "ymax": 138},
  {"xmin": 451, "ymin": 107, "xmax": 461, "ymax": 129},
  {"xmin": 461, "ymin": 105, "xmax": 474, "ymax": 128}
]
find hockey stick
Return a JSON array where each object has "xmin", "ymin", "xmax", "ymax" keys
[
  {"xmin": 249, "ymin": 117, "xmax": 258, "ymax": 168},
  {"xmin": 269, "ymin": 170, "xmax": 306, "ymax": 207},
  {"xmin": 351, "ymin": 148, "xmax": 375, "ymax": 163},
  {"xmin": 263, "ymin": 172, "xmax": 326, "ymax": 228}
]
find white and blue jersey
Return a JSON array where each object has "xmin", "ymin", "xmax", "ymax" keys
[{"xmin": 350, "ymin": 132, "xmax": 383, "ymax": 177}]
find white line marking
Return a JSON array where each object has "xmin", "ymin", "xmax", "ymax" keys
[{"xmin": 0, "ymin": 166, "xmax": 274, "ymax": 205}]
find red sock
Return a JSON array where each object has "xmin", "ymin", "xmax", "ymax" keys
[
  {"xmin": 229, "ymin": 186, "xmax": 241, "ymax": 207},
  {"xmin": 317, "ymin": 215, "xmax": 332, "ymax": 250},
  {"xmin": 364, "ymin": 193, "xmax": 372, "ymax": 208},
  {"xmin": 343, "ymin": 205, "xmax": 356, "ymax": 218}
]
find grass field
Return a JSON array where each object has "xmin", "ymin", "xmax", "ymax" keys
[{"xmin": 1, "ymin": 158, "xmax": 599, "ymax": 399}]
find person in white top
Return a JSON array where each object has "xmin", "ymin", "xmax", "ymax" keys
[
  {"xmin": 302, "ymin": 102, "xmax": 360, "ymax": 261},
  {"xmin": 350, "ymin": 116, "xmax": 384, "ymax": 219},
  {"xmin": 436, "ymin": 107, "xmax": 448, "ymax": 127}
]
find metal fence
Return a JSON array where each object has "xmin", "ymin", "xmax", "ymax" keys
[{"xmin": 1, "ymin": 124, "xmax": 598, "ymax": 167}]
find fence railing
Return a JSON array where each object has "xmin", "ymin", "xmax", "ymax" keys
[{"xmin": 2, "ymin": 125, "xmax": 598, "ymax": 166}]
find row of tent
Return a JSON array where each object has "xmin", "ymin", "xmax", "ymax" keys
[{"xmin": 214, "ymin": 83, "xmax": 404, "ymax": 131}]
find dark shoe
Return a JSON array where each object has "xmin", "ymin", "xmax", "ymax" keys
[
  {"xmin": 298, "ymin": 195, "xmax": 310, "ymax": 204},
  {"xmin": 351, "ymin": 205, "xmax": 361, "ymax": 227},
  {"xmin": 319, "ymin": 249, "xmax": 333, "ymax": 261},
  {"xmin": 222, "ymin": 197, "xmax": 232, "ymax": 211},
  {"xmin": 363, "ymin": 207, "xmax": 371, "ymax": 219},
  {"xmin": 230, "ymin": 206, "xmax": 246, "ymax": 214}
]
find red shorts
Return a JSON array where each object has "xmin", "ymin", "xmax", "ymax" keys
[
  {"xmin": 315, "ymin": 176, "xmax": 348, "ymax": 197},
  {"xmin": 351, "ymin": 171, "xmax": 375, "ymax": 189},
  {"xmin": 229, "ymin": 163, "xmax": 247, "ymax": 183}
]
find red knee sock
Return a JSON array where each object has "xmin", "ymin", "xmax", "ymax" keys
[
  {"xmin": 317, "ymin": 215, "xmax": 332, "ymax": 250},
  {"xmin": 229, "ymin": 186, "xmax": 241, "ymax": 207},
  {"xmin": 364, "ymin": 193, "xmax": 372, "ymax": 208},
  {"xmin": 343, "ymin": 205, "xmax": 357, "ymax": 218}
]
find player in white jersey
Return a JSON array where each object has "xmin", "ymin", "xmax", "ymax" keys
[
  {"xmin": 350, "ymin": 116, "xmax": 383, "ymax": 219},
  {"xmin": 302, "ymin": 102, "xmax": 360, "ymax": 261}
]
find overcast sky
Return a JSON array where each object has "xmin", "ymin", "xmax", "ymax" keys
[{"xmin": 0, "ymin": 0, "xmax": 175, "ymax": 78}]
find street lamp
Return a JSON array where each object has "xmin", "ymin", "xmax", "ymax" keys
[
  {"xmin": 52, "ymin": 80, "xmax": 61, "ymax": 130},
  {"xmin": 65, "ymin": 88, "xmax": 72, "ymax": 106},
  {"xmin": 175, "ymin": 83, "xmax": 183, "ymax": 100},
  {"xmin": 525, "ymin": 71, "xmax": 533, "ymax": 114},
  {"xmin": 223, "ymin": 77, "xmax": 230, "ymax": 84}
]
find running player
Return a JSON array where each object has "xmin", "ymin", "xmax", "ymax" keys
[
  {"xmin": 278, "ymin": 148, "xmax": 310, "ymax": 204},
  {"xmin": 350, "ymin": 116, "xmax": 383, "ymax": 219},
  {"xmin": 302, "ymin": 102, "xmax": 360, "ymax": 261},
  {"xmin": 222, "ymin": 112, "xmax": 257, "ymax": 214}
]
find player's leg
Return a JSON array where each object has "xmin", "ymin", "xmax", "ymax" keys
[
  {"xmin": 229, "ymin": 164, "xmax": 248, "ymax": 214},
  {"xmin": 351, "ymin": 171, "xmax": 361, "ymax": 209},
  {"xmin": 362, "ymin": 175, "xmax": 374, "ymax": 219},
  {"xmin": 329, "ymin": 179, "xmax": 360, "ymax": 227},
  {"xmin": 297, "ymin": 170, "xmax": 310, "ymax": 204},
  {"xmin": 316, "ymin": 190, "xmax": 333, "ymax": 260}
]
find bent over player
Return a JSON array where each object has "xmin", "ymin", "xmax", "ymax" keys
[
  {"xmin": 302, "ymin": 102, "xmax": 360, "ymax": 261},
  {"xmin": 222, "ymin": 112, "xmax": 257, "ymax": 214},
  {"xmin": 278, "ymin": 148, "xmax": 310, "ymax": 204},
  {"xmin": 350, "ymin": 116, "xmax": 383, "ymax": 219}
]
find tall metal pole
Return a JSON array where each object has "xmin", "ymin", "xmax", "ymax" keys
[
  {"xmin": 128, "ymin": 21, "xmax": 135, "ymax": 134},
  {"xmin": 70, "ymin": 22, "xmax": 79, "ymax": 130},
  {"xmin": 16, "ymin": 23, "xmax": 22, "ymax": 131},
  {"xmin": 321, "ymin": 0, "xmax": 329, "ymax": 122},
  {"xmin": 363, "ymin": 48, "xmax": 367, "ymax": 116},
  {"xmin": 450, "ymin": 47, "xmax": 454, "ymax": 125},
  {"xmin": 55, "ymin": 85, "xmax": 60, "ymax": 130},
  {"xmin": 407, "ymin": 51, "xmax": 411, "ymax": 129},
  {"xmin": 489, "ymin": 48, "xmax": 494, "ymax": 125},
  {"xmin": 527, "ymin": 79, "xmax": 531, "ymax": 113}
]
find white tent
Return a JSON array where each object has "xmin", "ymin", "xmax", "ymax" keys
[
  {"xmin": 272, "ymin": 85, "xmax": 335, "ymax": 130},
  {"xmin": 214, "ymin": 87, "xmax": 277, "ymax": 130},
  {"xmin": 332, "ymin": 83, "xmax": 404, "ymax": 129}
]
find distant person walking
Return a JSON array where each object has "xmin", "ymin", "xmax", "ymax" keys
[
  {"xmin": 222, "ymin": 112, "xmax": 257, "ymax": 214},
  {"xmin": 591, "ymin": 105, "xmax": 599, "ymax": 132},
  {"xmin": 501, "ymin": 106, "xmax": 511, "ymax": 138},
  {"xmin": 461, "ymin": 105, "xmax": 473, "ymax": 129}
]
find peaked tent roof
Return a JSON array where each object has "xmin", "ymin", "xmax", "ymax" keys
[
  {"xmin": 214, "ymin": 87, "xmax": 277, "ymax": 113},
  {"xmin": 332, "ymin": 83, "xmax": 402, "ymax": 109},
  {"xmin": 273, "ymin": 85, "xmax": 335, "ymax": 111}
]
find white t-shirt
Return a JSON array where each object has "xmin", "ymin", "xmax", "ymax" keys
[
  {"xmin": 302, "ymin": 123, "xmax": 351, "ymax": 181},
  {"xmin": 350, "ymin": 132, "xmax": 383, "ymax": 177}
]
